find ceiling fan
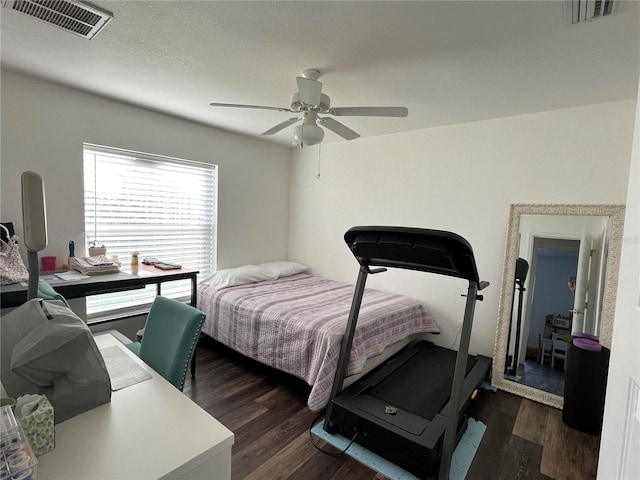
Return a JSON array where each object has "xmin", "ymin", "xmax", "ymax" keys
[{"xmin": 210, "ymin": 69, "xmax": 408, "ymax": 147}]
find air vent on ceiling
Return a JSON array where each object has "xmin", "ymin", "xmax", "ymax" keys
[
  {"xmin": 3, "ymin": 0, "xmax": 113, "ymax": 39},
  {"xmin": 566, "ymin": 0, "xmax": 623, "ymax": 24}
]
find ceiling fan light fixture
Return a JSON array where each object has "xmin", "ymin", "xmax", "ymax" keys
[{"xmin": 293, "ymin": 123, "xmax": 324, "ymax": 148}]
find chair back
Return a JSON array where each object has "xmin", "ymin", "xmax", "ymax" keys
[
  {"xmin": 551, "ymin": 337, "xmax": 568, "ymax": 369},
  {"xmin": 552, "ymin": 332, "xmax": 571, "ymax": 343},
  {"xmin": 38, "ymin": 280, "xmax": 70, "ymax": 308},
  {"xmin": 553, "ymin": 337, "xmax": 568, "ymax": 354},
  {"xmin": 139, "ymin": 296, "xmax": 205, "ymax": 391}
]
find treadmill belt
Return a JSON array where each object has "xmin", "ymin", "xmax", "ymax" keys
[{"xmin": 370, "ymin": 346, "xmax": 476, "ymax": 420}]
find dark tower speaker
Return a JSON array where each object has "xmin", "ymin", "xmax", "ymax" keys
[{"xmin": 563, "ymin": 342, "xmax": 610, "ymax": 434}]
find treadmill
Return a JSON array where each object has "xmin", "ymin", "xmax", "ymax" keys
[{"xmin": 324, "ymin": 226, "xmax": 492, "ymax": 480}]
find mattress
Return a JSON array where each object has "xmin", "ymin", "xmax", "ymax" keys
[{"xmin": 197, "ymin": 273, "xmax": 439, "ymax": 411}]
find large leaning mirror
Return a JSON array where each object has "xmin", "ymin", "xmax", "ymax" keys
[{"xmin": 492, "ymin": 204, "xmax": 625, "ymax": 408}]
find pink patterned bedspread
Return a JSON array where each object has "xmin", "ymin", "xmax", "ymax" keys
[{"xmin": 197, "ymin": 273, "xmax": 439, "ymax": 411}]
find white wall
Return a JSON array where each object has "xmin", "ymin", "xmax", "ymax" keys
[
  {"xmin": 1, "ymin": 70, "xmax": 291, "ymax": 274},
  {"xmin": 598, "ymin": 79, "xmax": 640, "ymax": 479},
  {"xmin": 288, "ymin": 100, "xmax": 636, "ymax": 357}
]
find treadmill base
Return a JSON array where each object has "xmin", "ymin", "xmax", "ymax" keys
[{"xmin": 327, "ymin": 340, "xmax": 491, "ymax": 479}]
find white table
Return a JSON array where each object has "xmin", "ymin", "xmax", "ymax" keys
[{"xmin": 36, "ymin": 333, "xmax": 234, "ymax": 480}]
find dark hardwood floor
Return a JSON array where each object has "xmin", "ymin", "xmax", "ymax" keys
[{"xmin": 183, "ymin": 336, "xmax": 600, "ymax": 480}]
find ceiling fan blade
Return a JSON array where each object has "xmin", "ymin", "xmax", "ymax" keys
[
  {"xmin": 261, "ymin": 117, "xmax": 300, "ymax": 136},
  {"xmin": 320, "ymin": 117, "xmax": 360, "ymax": 140},
  {"xmin": 330, "ymin": 106, "xmax": 408, "ymax": 117},
  {"xmin": 296, "ymin": 77, "xmax": 322, "ymax": 106},
  {"xmin": 210, "ymin": 102, "xmax": 294, "ymax": 113}
]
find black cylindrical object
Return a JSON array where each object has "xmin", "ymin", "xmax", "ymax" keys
[
  {"xmin": 515, "ymin": 257, "xmax": 529, "ymax": 282},
  {"xmin": 563, "ymin": 341, "xmax": 610, "ymax": 434}
]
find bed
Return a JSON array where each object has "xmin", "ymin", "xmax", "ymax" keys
[{"xmin": 197, "ymin": 262, "xmax": 440, "ymax": 411}]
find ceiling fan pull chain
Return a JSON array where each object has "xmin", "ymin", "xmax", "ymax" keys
[{"xmin": 317, "ymin": 143, "xmax": 322, "ymax": 179}]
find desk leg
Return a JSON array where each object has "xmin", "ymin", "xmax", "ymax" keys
[
  {"xmin": 191, "ymin": 274, "xmax": 198, "ymax": 377},
  {"xmin": 190, "ymin": 276, "xmax": 197, "ymax": 307}
]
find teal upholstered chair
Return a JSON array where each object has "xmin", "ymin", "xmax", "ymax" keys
[
  {"xmin": 126, "ymin": 296, "xmax": 205, "ymax": 391},
  {"xmin": 38, "ymin": 280, "xmax": 70, "ymax": 308}
]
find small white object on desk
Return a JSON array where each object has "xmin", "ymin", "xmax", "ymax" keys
[{"xmin": 53, "ymin": 271, "xmax": 90, "ymax": 281}]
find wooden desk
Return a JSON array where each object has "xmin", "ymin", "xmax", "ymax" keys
[
  {"xmin": 0, "ymin": 264, "xmax": 199, "ymax": 309},
  {"xmin": 37, "ymin": 333, "xmax": 234, "ymax": 480}
]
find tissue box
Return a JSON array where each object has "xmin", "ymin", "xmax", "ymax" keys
[{"xmin": 17, "ymin": 397, "xmax": 54, "ymax": 457}]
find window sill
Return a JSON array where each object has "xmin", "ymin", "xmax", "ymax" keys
[{"xmin": 85, "ymin": 295, "xmax": 191, "ymax": 325}]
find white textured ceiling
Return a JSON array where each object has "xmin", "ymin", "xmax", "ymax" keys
[{"xmin": 1, "ymin": 1, "xmax": 639, "ymax": 147}]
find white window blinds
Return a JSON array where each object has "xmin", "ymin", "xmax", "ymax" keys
[{"xmin": 83, "ymin": 144, "xmax": 217, "ymax": 321}]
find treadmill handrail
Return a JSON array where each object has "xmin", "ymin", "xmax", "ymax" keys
[{"xmin": 344, "ymin": 226, "xmax": 482, "ymax": 284}]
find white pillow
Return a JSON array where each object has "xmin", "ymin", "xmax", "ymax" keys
[
  {"xmin": 206, "ymin": 264, "xmax": 276, "ymax": 290},
  {"xmin": 258, "ymin": 261, "xmax": 307, "ymax": 279}
]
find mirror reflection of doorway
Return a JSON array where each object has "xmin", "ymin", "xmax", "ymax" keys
[{"xmin": 521, "ymin": 238, "xmax": 579, "ymax": 396}]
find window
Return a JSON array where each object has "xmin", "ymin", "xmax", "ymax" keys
[{"xmin": 83, "ymin": 144, "xmax": 217, "ymax": 321}]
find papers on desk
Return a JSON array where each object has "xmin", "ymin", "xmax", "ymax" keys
[
  {"xmin": 19, "ymin": 274, "xmax": 58, "ymax": 286},
  {"xmin": 100, "ymin": 346, "xmax": 152, "ymax": 391},
  {"xmin": 54, "ymin": 271, "xmax": 90, "ymax": 281},
  {"xmin": 72, "ymin": 256, "xmax": 120, "ymax": 275}
]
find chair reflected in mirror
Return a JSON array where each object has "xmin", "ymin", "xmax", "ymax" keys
[
  {"xmin": 551, "ymin": 337, "xmax": 569, "ymax": 371},
  {"xmin": 539, "ymin": 334, "xmax": 552, "ymax": 365}
]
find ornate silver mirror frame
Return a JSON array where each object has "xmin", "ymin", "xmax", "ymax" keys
[{"xmin": 491, "ymin": 204, "xmax": 625, "ymax": 408}]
